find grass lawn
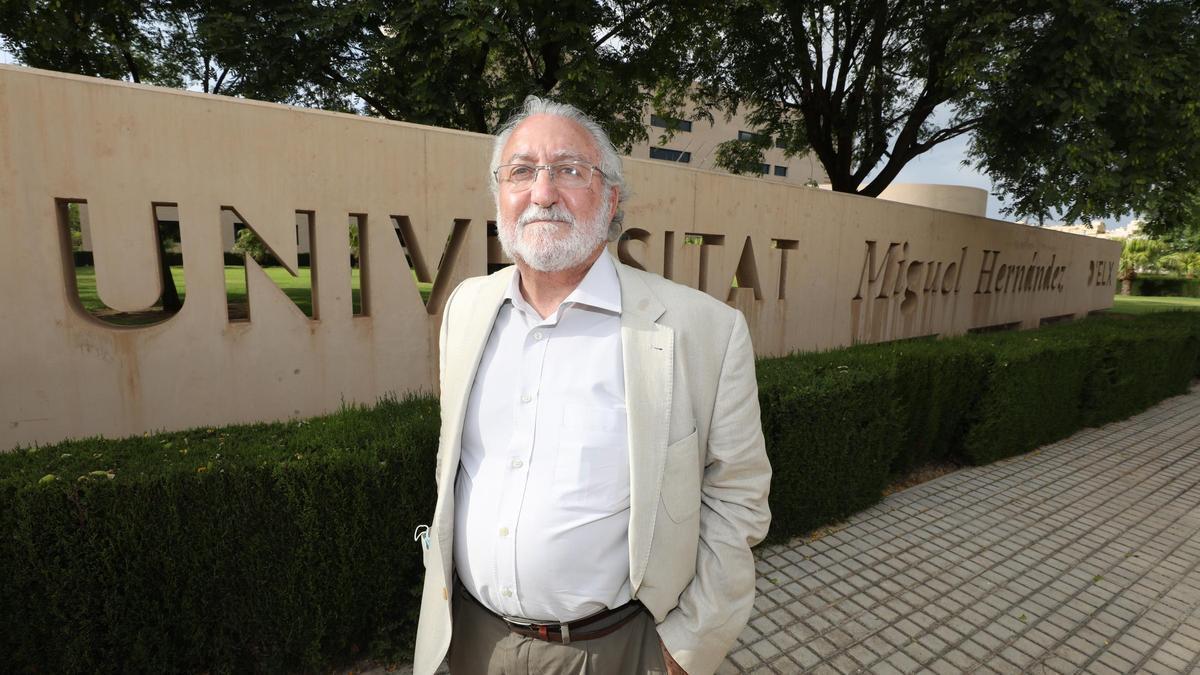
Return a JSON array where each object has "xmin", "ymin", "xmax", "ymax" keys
[
  {"xmin": 1107, "ymin": 294, "xmax": 1200, "ymax": 315},
  {"xmin": 73, "ymin": 266, "xmax": 432, "ymax": 325}
]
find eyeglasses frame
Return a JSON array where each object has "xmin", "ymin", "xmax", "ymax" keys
[{"xmin": 493, "ymin": 161, "xmax": 607, "ymax": 191}]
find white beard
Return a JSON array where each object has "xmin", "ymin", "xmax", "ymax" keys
[{"xmin": 497, "ymin": 194, "xmax": 611, "ymax": 273}]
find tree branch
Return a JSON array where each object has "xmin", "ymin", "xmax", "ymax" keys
[{"xmin": 592, "ymin": 0, "xmax": 664, "ymax": 49}]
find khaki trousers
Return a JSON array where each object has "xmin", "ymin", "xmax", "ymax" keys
[{"xmin": 449, "ymin": 587, "xmax": 668, "ymax": 675}]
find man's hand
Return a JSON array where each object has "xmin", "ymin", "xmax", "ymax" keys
[{"xmin": 661, "ymin": 639, "xmax": 688, "ymax": 675}]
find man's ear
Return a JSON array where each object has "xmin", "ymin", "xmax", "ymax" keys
[{"xmin": 607, "ymin": 185, "xmax": 620, "ymax": 222}]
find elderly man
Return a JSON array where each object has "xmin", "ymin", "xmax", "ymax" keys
[{"xmin": 412, "ymin": 97, "xmax": 772, "ymax": 675}]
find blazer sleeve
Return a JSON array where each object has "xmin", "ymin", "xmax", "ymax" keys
[{"xmin": 656, "ymin": 311, "xmax": 773, "ymax": 675}]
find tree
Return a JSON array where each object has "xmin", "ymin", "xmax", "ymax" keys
[
  {"xmin": 693, "ymin": 0, "xmax": 1200, "ymax": 224},
  {"xmin": 1159, "ymin": 252, "xmax": 1200, "ymax": 279},
  {"xmin": 232, "ymin": 228, "xmax": 272, "ymax": 266},
  {"xmin": 1118, "ymin": 237, "xmax": 1167, "ymax": 295},
  {"xmin": 698, "ymin": 0, "xmax": 1026, "ymax": 195}
]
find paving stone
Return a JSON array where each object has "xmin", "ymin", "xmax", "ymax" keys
[
  {"xmin": 867, "ymin": 662, "xmax": 905, "ymax": 675},
  {"xmin": 791, "ymin": 646, "xmax": 821, "ymax": 670},
  {"xmin": 1152, "ymin": 649, "xmax": 1190, "ymax": 672},
  {"xmin": 808, "ymin": 636, "xmax": 838, "ymax": 659},
  {"xmin": 844, "ymin": 644, "xmax": 877, "ymax": 668},
  {"xmin": 878, "ymin": 626, "xmax": 908, "ymax": 648},
  {"xmin": 769, "ymin": 630, "xmax": 799, "ymax": 652},
  {"xmin": 942, "ymin": 648, "xmax": 977, "ymax": 670},
  {"xmin": 730, "ymin": 648, "xmax": 759, "ymax": 669},
  {"xmin": 960, "ymin": 638, "xmax": 993, "ymax": 661},
  {"xmin": 1095, "ymin": 649, "xmax": 1136, "ymax": 674},
  {"xmin": 1161, "ymin": 638, "xmax": 1197, "ymax": 664},
  {"xmin": 902, "ymin": 641, "xmax": 936, "ymax": 665},
  {"xmin": 1038, "ymin": 655, "xmax": 1079, "ymax": 674},
  {"xmin": 749, "ymin": 639, "xmax": 780, "ymax": 661},
  {"xmin": 884, "ymin": 651, "xmax": 921, "ymax": 674},
  {"xmin": 1085, "ymin": 660, "xmax": 1125, "ymax": 675},
  {"xmin": 1143, "ymin": 657, "xmax": 1186, "ymax": 675}
]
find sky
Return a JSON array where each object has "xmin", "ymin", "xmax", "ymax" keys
[{"xmin": 0, "ymin": 49, "xmax": 1137, "ymax": 232}]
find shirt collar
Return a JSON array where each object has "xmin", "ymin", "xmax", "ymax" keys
[{"xmin": 504, "ymin": 251, "xmax": 622, "ymax": 318}]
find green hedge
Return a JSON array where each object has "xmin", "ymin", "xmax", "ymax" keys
[
  {"xmin": 755, "ymin": 312, "xmax": 1200, "ymax": 542},
  {"xmin": 1132, "ymin": 274, "xmax": 1200, "ymax": 298},
  {"xmin": 2, "ymin": 312, "xmax": 1200, "ymax": 672},
  {"xmin": 0, "ymin": 397, "xmax": 439, "ymax": 674}
]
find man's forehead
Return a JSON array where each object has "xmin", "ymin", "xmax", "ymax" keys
[{"xmin": 502, "ymin": 115, "xmax": 599, "ymax": 163}]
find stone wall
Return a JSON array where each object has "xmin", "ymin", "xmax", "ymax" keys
[{"xmin": 0, "ymin": 65, "xmax": 1120, "ymax": 450}]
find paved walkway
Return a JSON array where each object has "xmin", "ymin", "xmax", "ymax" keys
[{"xmin": 727, "ymin": 385, "xmax": 1200, "ymax": 674}]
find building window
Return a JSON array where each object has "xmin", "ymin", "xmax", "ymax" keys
[
  {"xmin": 774, "ymin": 165, "xmax": 788, "ymax": 177},
  {"xmin": 759, "ymin": 163, "xmax": 770, "ymax": 174},
  {"xmin": 649, "ymin": 147, "xmax": 692, "ymax": 163},
  {"xmin": 650, "ymin": 114, "xmax": 692, "ymax": 133},
  {"xmin": 738, "ymin": 130, "xmax": 770, "ymax": 144},
  {"xmin": 775, "ymin": 137, "xmax": 787, "ymax": 149}
]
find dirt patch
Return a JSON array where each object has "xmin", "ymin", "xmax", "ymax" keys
[{"xmin": 881, "ymin": 460, "xmax": 964, "ymax": 497}]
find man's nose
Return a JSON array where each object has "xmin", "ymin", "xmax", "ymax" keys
[{"xmin": 529, "ymin": 167, "xmax": 560, "ymax": 207}]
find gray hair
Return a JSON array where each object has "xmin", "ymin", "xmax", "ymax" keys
[{"xmin": 490, "ymin": 96, "xmax": 629, "ymax": 241}]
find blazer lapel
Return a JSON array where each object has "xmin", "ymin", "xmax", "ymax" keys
[
  {"xmin": 616, "ymin": 263, "xmax": 673, "ymax": 592},
  {"xmin": 435, "ymin": 267, "xmax": 513, "ymax": 553}
]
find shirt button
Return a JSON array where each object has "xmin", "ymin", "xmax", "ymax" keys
[
  {"xmin": 520, "ymin": 393, "xmax": 532, "ymax": 403},
  {"xmin": 502, "ymin": 588, "xmax": 513, "ymax": 598},
  {"xmin": 511, "ymin": 458, "xmax": 524, "ymax": 468},
  {"xmin": 499, "ymin": 527, "xmax": 510, "ymax": 537},
  {"xmin": 533, "ymin": 331, "xmax": 544, "ymax": 341}
]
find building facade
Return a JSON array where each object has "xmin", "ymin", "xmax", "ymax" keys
[{"xmin": 627, "ymin": 106, "xmax": 828, "ymax": 186}]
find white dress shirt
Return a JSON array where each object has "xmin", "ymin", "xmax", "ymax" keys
[{"xmin": 453, "ymin": 252, "xmax": 631, "ymax": 622}]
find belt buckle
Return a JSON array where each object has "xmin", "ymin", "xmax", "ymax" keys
[
  {"xmin": 499, "ymin": 606, "xmax": 579, "ymax": 644},
  {"xmin": 511, "ymin": 619, "xmax": 570, "ymax": 644},
  {"xmin": 533, "ymin": 622, "xmax": 570, "ymax": 644}
]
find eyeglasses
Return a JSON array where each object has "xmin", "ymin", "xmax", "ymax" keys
[{"xmin": 493, "ymin": 162, "xmax": 604, "ymax": 191}]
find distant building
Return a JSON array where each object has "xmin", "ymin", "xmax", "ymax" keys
[
  {"xmin": 1034, "ymin": 219, "xmax": 1138, "ymax": 240},
  {"xmin": 628, "ymin": 105, "xmax": 827, "ymax": 186}
]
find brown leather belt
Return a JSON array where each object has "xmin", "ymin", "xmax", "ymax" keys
[{"xmin": 462, "ymin": 588, "xmax": 646, "ymax": 644}]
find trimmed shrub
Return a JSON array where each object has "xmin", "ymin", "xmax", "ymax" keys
[
  {"xmin": 959, "ymin": 331, "xmax": 1094, "ymax": 464},
  {"xmin": 882, "ymin": 339, "xmax": 990, "ymax": 473},
  {"xmin": 757, "ymin": 352, "xmax": 900, "ymax": 543},
  {"xmin": 1132, "ymin": 274, "xmax": 1200, "ymax": 298},
  {"xmin": 1077, "ymin": 315, "xmax": 1200, "ymax": 426},
  {"xmin": 0, "ymin": 396, "xmax": 438, "ymax": 675}
]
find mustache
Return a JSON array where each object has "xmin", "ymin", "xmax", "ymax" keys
[{"xmin": 516, "ymin": 205, "xmax": 576, "ymax": 228}]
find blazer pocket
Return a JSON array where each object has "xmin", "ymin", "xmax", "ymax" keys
[{"xmin": 661, "ymin": 429, "xmax": 701, "ymax": 523}]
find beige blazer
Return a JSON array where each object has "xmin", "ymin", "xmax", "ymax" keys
[{"xmin": 413, "ymin": 258, "xmax": 772, "ymax": 675}]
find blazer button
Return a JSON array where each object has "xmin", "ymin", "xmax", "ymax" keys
[{"xmin": 442, "ymin": 587, "xmax": 448, "ymax": 600}]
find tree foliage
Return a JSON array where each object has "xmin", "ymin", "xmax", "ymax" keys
[
  {"xmin": 696, "ymin": 0, "xmax": 1200, "ymax": 229},
  {"xmin": 232, "ymin": 228, "xmax": 271, "ymax": 265},
  {"xmin": 713, "ymin": 135, "xmax": 772, "ymax": 176},
  {"xmin": 0, "ymin": 0, "xmax": 700, "ymax": 149},
  {"xmin": 969, "ymin": 0, "xmax": 1200, "ymax": 227},
  {"xmin": 699, "ymin": 0, "xmax": 1024, "ymax": 195}
]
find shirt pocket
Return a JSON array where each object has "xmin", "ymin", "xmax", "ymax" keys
[
  {"xmin": 661, "ymin": 429, "xmax": 701, "ymax": 523},
  {"xmin": 554, "ymin": 403, "xmax": 630, "ymax": 512}
]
